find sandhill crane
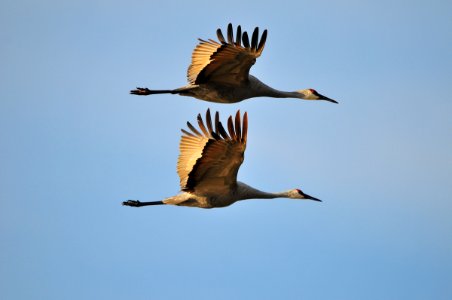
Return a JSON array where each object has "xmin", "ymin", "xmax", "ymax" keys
[
  {"xmin": 130, "ymin": 24, "xmax": 337, "ymax": 104},
  {"xmin": 123, "ymin": 109, "xmax": 321, "ymax": 209}
]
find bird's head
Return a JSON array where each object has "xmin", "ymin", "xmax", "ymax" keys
[
  {"xmin": 288, "ymin": 189, "xmax": 322, "ymax": 201},
  {"xmin": 297, "ymin": 89, "xmax": 338, "ymax": 103}
]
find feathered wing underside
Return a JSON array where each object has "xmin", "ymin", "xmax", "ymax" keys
[
  {"xmin": 187, "ymin": 23, "xmax": 268, "ymax": 86},
  {"xmin": 177, "ymin": 109, "xmax": 248, "ymax": 196}
]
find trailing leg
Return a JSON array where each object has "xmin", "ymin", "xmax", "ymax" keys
[
  {"xmin": 130, "ymin": 87, "xmax": 176, "ymax": 96},
  {"xmin": 122, "ymin": 200, "xmax": 165, "ymax": 207}
]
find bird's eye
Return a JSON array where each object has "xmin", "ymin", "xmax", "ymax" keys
[
  {"xmin": 296, "ymin": 189, "xmax": 303, "ymax": 195},
  {"xmin": 309, "ymin": 89, "xmax": 317, "ymax": 94}
]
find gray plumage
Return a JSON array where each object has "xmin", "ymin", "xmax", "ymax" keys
[
  {"xmin": 130, "ymin": 24, "xmax": 338, "ymax": 104},
  {"xmin": 123, "ymin": 109, "xmax": 322, "ymax": 209}
]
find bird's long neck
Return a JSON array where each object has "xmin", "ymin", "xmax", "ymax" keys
[
  {"xmin": 262, "ymin": 89, "xmax": 302, "ymax": 99},
  {"xmin": 249, "ymin": 76, "xmax": 304, "ymax": 99},
  {"xmin": 236, "ymin": 182, "xmax": 290, "ymax": 200}
]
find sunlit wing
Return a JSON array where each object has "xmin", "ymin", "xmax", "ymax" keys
[
  {"xmin": 187, "ymin": 23, "xmax": 267, "ymax": 86},
  {"xmin": 177, "ymin": 109, "xmax": 248, "ymax": 196}
]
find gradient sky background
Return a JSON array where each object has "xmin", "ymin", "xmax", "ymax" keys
[{"xmin": 1, "ymin": 0, "xmax": 451, "ymax": 299}]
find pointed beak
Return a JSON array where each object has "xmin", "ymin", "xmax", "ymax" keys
[
  {"xmin": 303, "ymin": 193, "xmax": 322, "ymax": 202},
  {"xmin": 318, "ymin": 94, "xmax": 338, "ymax": 104}
]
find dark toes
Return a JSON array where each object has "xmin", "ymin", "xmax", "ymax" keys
[
  {"xmin": 122, "ymin": 200, "xmax": 141, "ymax": 207},
  {"xmin": 130, "ymin": 87, "xmax": 149, "ymax": 95}
]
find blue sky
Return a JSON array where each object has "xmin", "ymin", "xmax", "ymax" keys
[{"xmin": 1, "ymin": 0, "xmax": 451, "ymax": 299}]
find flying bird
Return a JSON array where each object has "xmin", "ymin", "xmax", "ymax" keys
[
  {"xmin": 130, "ymin": 24, "xmax": 337, "ymax": 104},
  {"xmin": 123, "ymin": 109, "xmax": 322, "ymax": 209}
]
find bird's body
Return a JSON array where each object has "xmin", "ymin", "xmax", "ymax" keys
[
  {"xmin": 166, "ymin": 75, "xmax": 291, "ymax": 103},
  {"xmin": 131, "ymin": 24, "xmax": 337, "ymax": 104},
  {"xmin": 159, "ymin": 182, "xmax": 316, "ymax": 208},
  {"xmin": 123, "ymin": 109, "xmax": 321, "ymax": 209}
]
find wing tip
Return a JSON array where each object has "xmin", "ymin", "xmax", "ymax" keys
[
  {"xmin": 215, "ymin": 24, "xmax": 266, "ymax": 52},
  {"xmin": 183, "ymin": 108, "xmax": 248, "ymax": 143}
]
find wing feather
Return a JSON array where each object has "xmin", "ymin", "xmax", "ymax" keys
[
  {"xmin": 227, "ymin": 23, "xmax": 234, "ymax": 44},
  {"xmin": 242, "ymin": 112, "xmax": 248, "ymax": 144},
  {"xmin": 214, "ymin": 111, "xmax": 220, "ymax": 135},
  {"xmin": 177, "ymin": 134, "xmax": 209, "ymax": 190},
  {"xmin": 216, "ymin": 29, "xmax": 226, "ymax": 43},
  {"xmin": 235, "ymin": 25, "xmax": 242, "ymax": 46},
  {"xmin": 205, "ymin": 108, "xmax": 213, "ymax": 134},
  {"xmin": 177, "ymin": 109, "xmax": 248, "ymax": 195},
  {"xmin": 181, "ymin": 128, "xmax": 195, "ymax": 137},
  {"xmin": 216, "ymin": 118, "xmax": 230, "ymax": 140},
  {"xmin": 227, "ymin": 116, "xmax": 237, "ymax": 141},
  {"xmin": 251, "ymin": 27, "xmax": 258, "ymax": 50},
  {"xmin": 257, "ymin": 30, "xmax": 267, "ymax": 55},
  {"xmin": 187, "ymin": 121, "xmax": 202, "ymax": 137},
  {"xmin": 187, "ymin": 24, "xmax": 268, "ymax": 85},
  {"xmin": 235, "ymin": 110, "xmax": 241, "ymax": 141},
  {"xmin": 197, "ymin": 113, "xmax": 210, "ymax": 137},
  {"xmin": 242, "ymin": 31, "xmax": 250, "ymax": 49}
]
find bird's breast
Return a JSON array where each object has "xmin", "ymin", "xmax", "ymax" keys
[{"xmin": 207, "ymin": 195, "xmax": 238, "ymax": 208}]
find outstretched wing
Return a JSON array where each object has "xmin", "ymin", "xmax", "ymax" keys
[
  {"xmin": 187, "ymin": 23, "xmax": 268, "ymax": 86},
  {"xmin": 177, "ymin": 109, "xmax": 248, "ymax": 196}
]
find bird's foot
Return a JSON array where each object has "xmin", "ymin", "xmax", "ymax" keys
[
  {"xmin": 130, "ymin": 87, "xmax": 151, "ymax": 95},
  {"xmin": 122, "ymin": 200, "xmax": 142, "ymax": 207}
]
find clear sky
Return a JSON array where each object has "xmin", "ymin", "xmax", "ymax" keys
[{"xmin": 1, "ymin": 0, "xmax": 451, "ymax": 299}]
